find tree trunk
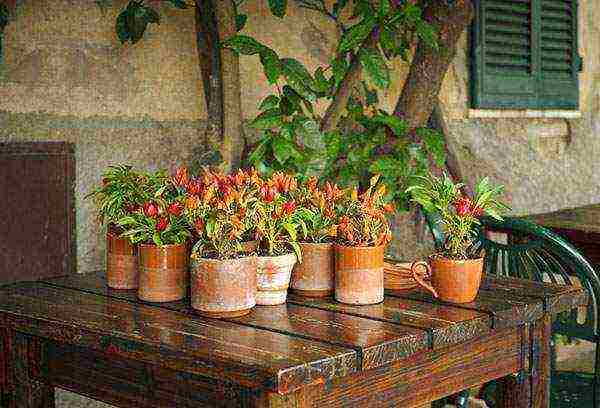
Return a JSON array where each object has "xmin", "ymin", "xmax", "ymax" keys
[
  {"xmin": 394, "ymin": 0, "xmax": 474, "ymax": 131},
  {"xmin": 194, "ymin": 0, "xmax": 224, "ymax": 167},
  {"xmin": 214, "ymin": 1, "xmax": 244, "ymax": 171}
]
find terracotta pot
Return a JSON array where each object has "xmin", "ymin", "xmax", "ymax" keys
[
  {"xmin": 190, "ymin": 256, "xmax": 257, "ymax": 318},
  {"xmin": 138, "ymin": 243, "xmax": 188, "ymax": 302},
  {"xmin": 334, "ymin": 244, "xmax": 385, "ymax": 305},
  {"xmin": 411, "ymin": 256, "xmax": 484, "ymax": 303},
  {"xmin": 106, "ymin": 230, "xmax": 138, "ymax": 290},
  {"xmin": 241, "ymin": 240, "xmax": 259, "ymax": 254},
  {"xmin": 256, "ymin": 253, "xmax": 297, "ymax": 305},
  {"xmin": 290, "ymin": 242, "xmax": 334, "ymax": 297}
]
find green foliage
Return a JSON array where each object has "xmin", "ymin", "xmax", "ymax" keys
[
  {"xmin": 85, "ymin": 165, "xmax": 150, "ymax": 229},
  {"xmin": 225, "ymin": 0, "xmax": 442, "ymax": 213},
  {"xmin": 268, "ymin": 0, "xmax": 288, "ymax": 17},
  {"xmin": 407, "ymin": 174, "xmax": 511, "ymax": 259},
  {"xmin": 0, "ymin": 2, "xmax": 9, "ymax": 31},
  {"xmin": 116, "ymin": 0, "xmax": 160, "ymax": 44},
  {"xmin": 118, "ymin": 212, "xmax": 190, "ymax": 246},
  {"xmin": 167, "ymin": 0, "xmax": 189, "ymax": 9}
]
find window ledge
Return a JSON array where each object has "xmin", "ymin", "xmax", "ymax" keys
[{"xmin": 468, "ymin": 109, "xmax": 581, "ymax": 119}]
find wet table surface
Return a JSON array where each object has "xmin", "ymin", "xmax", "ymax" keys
[{"xmin": 0, "ymin": 271, "xmax": 588, "ymax": 408}]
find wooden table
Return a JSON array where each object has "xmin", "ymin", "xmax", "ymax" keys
[
  {"xmin": 527, "ymin": 203, "xmax": 600, "ymax": 266},
  {"xmin": 0, "ymin": 272, "xmax": 587, "ymax": 408}
]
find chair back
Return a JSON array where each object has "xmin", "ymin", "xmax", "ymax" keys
[{"xmin": 477, "ymin": 217, "xmax": 600, "ymax": 341}]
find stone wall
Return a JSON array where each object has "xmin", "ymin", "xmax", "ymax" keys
[{"xmin": 1, "ymin": 0, "xmax": 599, "ymax": 269}]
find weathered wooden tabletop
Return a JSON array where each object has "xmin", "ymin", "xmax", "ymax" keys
[
  {"xmin": 0, "ymin": 272, "xmax": 588, "ymax": 408},
  {"xmin": 526, "ymin": 203, "xmax": 600, "ymax": 266},
  {"xmin": 527, "ymin": 204, "xmax": 600, "ymax": 234}
]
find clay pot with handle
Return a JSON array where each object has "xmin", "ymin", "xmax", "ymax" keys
[
  {"xmin": 411, "ymin": 256, "xmax": 484, "ymax": 303},
  {"xmin": 334, "ymin": 244, "xmax": 385, "ymax": 305}
]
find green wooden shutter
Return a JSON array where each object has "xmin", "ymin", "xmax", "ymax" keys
[
  {"xmin": 471, "ymin": 0, "xmax": 580, "ymax": 109},
  {"xmin": 538, "ymin": 0, "xmax": 579, "ymax": 108},
  {"xmin": 472, "ymin": 0, "xmax": 537, "ymax": 108}
]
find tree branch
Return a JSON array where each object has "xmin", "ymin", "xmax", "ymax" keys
[{"xmin": 320, "ymin": 36, "xmax": 376, "ymax": 133}]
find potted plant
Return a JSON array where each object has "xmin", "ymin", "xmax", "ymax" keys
[
  {"xmin": 186, "ymin": 168, "xmax": 258, "ymax": 318},
  {"xmin": 118, "ymin": 167, "xmax": 191, "ymax": 302},
  {"xmin": 291, "ymin": 178, "xmax": 344, "ymax": 297},
  {"xmin": 407, "ymin": 174, "xmax": 510, "ymax": 303},
  {"xmin": 334, "ymin": 175, "xmax": 394, "ymax": 305},
  {"xmin": 255, "ymin": 172, "xmax": 302, "ymax": 305},
  {"xmin": 86, "ymin": 165, "xmax": 145, "ymax": 290}
]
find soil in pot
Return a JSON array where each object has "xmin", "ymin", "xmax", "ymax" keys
[
  {"xmin": 290, "ymin": 242, "xmax": 334, "ymax": 297},
  {"xmin": 138, "ymin": 243, "xmax": 188, "ymax": 302},
  {"xmin": 335, "ymin": 244, "xmax": 385, "ymax": 305},
  {"xmin": 106, "ymin": 229, "xmax": 138, "ymax": 290},
  {"xmin": 190, "ymin": 255, "xmax": 257, "ymax": 318},
  {"xmin": 256, "ymin": 253, "xmax": 297, "ymax": 305},
  {"xmin": 412, "ymin": 256, "xmax": 484, "ymax": 303}
]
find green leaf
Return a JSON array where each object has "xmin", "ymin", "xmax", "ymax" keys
[
  {"xmin": 338, "ymin": 15, "xmax": 376, "ymax": 53},
  {"xmin": 372, "ymin": 114, "xmax": 407, "ymax": 135},
  {"xmin": 273, "ymin": 138, "xmax": 295, "ymax": 164},
  {"xmin": 248, "ymin": 136, "xmax": 270, "ymax": 164},
  {"xmin": 251, "ymin": 109, "xmax": 284, "ymax": 129},
  {"xmin": 167, "ymin": 0, "xmax": 189, "ymax": 9},
  {"xmin": 222, "ymin": 35, "xmax": 264, "ymax": 55},
  {"xmin": 332, "ymin": 0, "xmax": 349, "ymax": 18},
  {"xmin": 379, "ymin": 0, "xmax": 390, "ymax": 18},
  {"xmin": 0, "ymin": 3, "xmax": 9, "ymax": 31},
  {"xmin": 259, "ymin": 95, "xmax": 281, "ymax": 111},
  {"xmin": 235, "ymin": 14, "xmax": 247, "ymax": 31},
  {"xmin": 281, "ymin": 58, "xmax": 317, "ymax": 102},
  {"xmin": 116, "ymin": 9, "xmax": 130, "ymax": 44},
  {"xmin": 359, "ymin": 48, "xmax": 389, "ymax": 89},
  {"xmin": 331, "ymin": 57, "xmax": 348, "ymax": 87},
  {"xmin": 268, "ymin": 0, "xmax": 288, "ymax": 18},
  {"xmin": 417, "ymin": 128, "xmax": 445, "ymax": 167},
  {"xmin": 313, "ymin": 67, "xmax": 330, "ymax": 94},
  {"xmin": 259, "ymin": 48, "xmax": 282, "ymax": 84}
]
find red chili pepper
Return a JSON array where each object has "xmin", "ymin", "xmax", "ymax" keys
[
  {"xmin": 143, "ymin": 202, "xmax": 159, "ymax": 218},
  {"xmin": 167, "ymin": 201, "xmax": 184, "ymax": 217},
  {"xmin": 156, "ymin": 217, "xmax": 169, "ymax": 231}
]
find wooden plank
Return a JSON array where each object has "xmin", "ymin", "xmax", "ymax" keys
[
  {"xmin": 43, "ymin": 273, "xmax": 428, "ymax": 369},
  {"xmin": 313, "ymin": 326, "xmax": 523, "ymax": 407},
  {"xmin": 0, "ymin": 283, "xmax": 357, "ymax": 394},
  {"xmin": 482, "ymin": 276, "xmax": 588, "ymax": 314},
  {"xmin": 288, "ymin": 294, "xmax": 491, "ymax": 349},
  {"xmin": 387, "ymin": 287, "xmax": 543, "ymax": 329},
  {"xmin": 230, "ymin": 304, "xmax": 428, "ymax": 370}
]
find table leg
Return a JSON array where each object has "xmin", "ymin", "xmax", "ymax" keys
[
  {"xmin": 502, "ymin": 316, "xmax": 551, "ymax": 408},
  {"xmin": 1, "ymin": 328, "xmax": 54, "ymax": 408}
]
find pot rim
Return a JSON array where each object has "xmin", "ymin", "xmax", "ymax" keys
[
  {"xmin": 257, "ymin": 252, "xmax": 297, "ymax": 261},
  {"xmin": 333, "ymin": 243, "xmax": 387, "ymax": 250},
  {"xmin": 298, "ymin": 241, "xmax": 333, "ymax": 246},
  {"xmin": 191, "ymin": 255, "xmax": 257, "ymax": 264},
  {"xmin": 428, "ymin": 254, "xmax": 485, "ymax": 264},
  {"xmin": 138, "ymin": 242, "xmax": 188, "ymax": 249}
]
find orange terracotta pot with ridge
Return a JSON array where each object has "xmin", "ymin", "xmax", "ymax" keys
[
  {"xmin": 290, "ymin": 242, "xmax": 334, "ymax": 297},
  {"xmin": 411, "ymin": 256, "xmax": 484, "ymax": 303},
  {"xmin": 138, "ymin": 243, "xmax": 188, "ymax": 302},
  {"xmin": 190, "ymin": 256, "xmax": 257, "ymax": 318},
  {"xmin": 334, "ymin": 244, "xmax": 385, "ymax": 305},
  {"xmin": 106, "ymin": 229, "xmax": 138, "ymax": 290}
]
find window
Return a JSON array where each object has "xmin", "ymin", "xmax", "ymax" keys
[{"xmin": 470, "ymin": 0, "xmax": 582, "ymax": 110}]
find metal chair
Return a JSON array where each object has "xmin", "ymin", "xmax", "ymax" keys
[{"xmin": 426, "ymin": 213, "xmax": 600, "ymax": 407}]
